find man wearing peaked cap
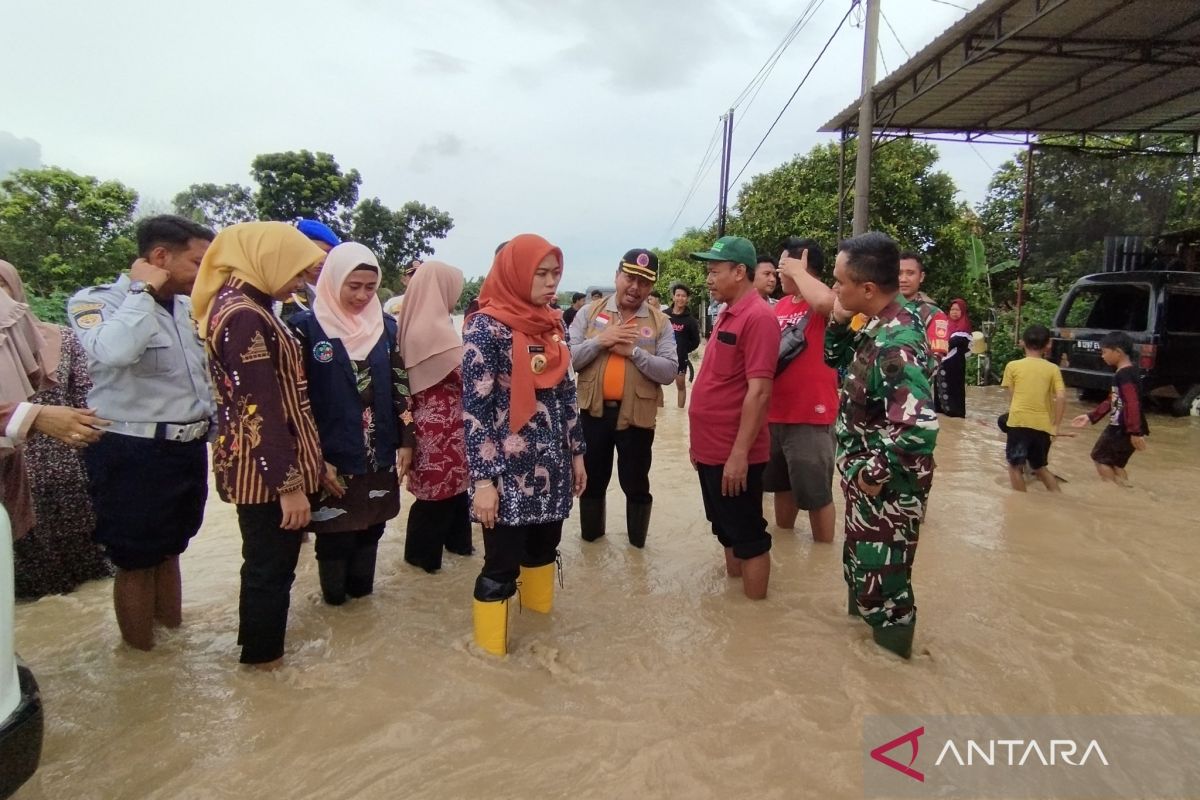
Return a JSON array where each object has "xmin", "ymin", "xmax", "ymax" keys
[
  {"xmin": 687, "ymin": 235, "xmax": 780, "ymax": 600},
  {"xmin": 568, "ymin": 249, "xmax": 677, "ymax": 549}
]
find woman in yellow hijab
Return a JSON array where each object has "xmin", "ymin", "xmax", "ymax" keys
[{"xmin": 195, "ymin": 221, "xmax": 327, "ymax": 670}]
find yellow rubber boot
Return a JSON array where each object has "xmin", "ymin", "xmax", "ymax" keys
[
  {"xmin": 519, "ymin": 563, "xmax": 555, "ymax": 614},
  {"xmin": 472, "ymin": 598, "xmax": 509, "ymax": 656}
]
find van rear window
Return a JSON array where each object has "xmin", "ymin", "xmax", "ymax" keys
[
  {"xmin": 1165, "ymin": 290, "xmax": 1200, "ymax": 333},
  {"xmin": 1058, "ymin": 285, "xmax": 1150, "ymax": 331}
]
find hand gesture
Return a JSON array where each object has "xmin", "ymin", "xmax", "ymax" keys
[
  {"xmin": 1131, "ymin": 435, "xmax": 1147, "ymax": 451},
  {"xmin": 596, "ymin": 322, "xmax": 638, "ymax": 350},
  {"xmin": 129, "ymin": 258, "xmax": 170, "ymax": 292},
  {"xmin": 320, "ymin": 461, "xmax": 345, "ymax": 498},
  {"xmin": 572, "ymin": 454, "xmax": 587, "ymax": 497},
  {"xmin": 396, "ymin": 447, "xmax": 413, "ymax": 481},
  {"xmin": 1070, "ymin": 414, "xmax": 1090, "ymax": 428},
  {"xmin": 279, "ymin": 489, "xmax": 311, "ymax": 531},
  {"xmin": 32, "ymin": 406, "xmax": 109, "ymax": 447},
  {"xmin": 473, "ymin": 483, "xmax": 499, "ymax": 529}
]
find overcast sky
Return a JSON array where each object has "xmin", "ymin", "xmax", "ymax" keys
[{"xmin": 1, "ymin": 0, "xmax": 1006, "ymax": 289}]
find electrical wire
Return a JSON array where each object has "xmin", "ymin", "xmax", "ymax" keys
[
  {"xmin": 662, "ymin": 118, "xmax": 726, "ymax": 239},
  {"xmin": 732, "ymin": 0, "xmax": 827, "ymax": 132},
  {"xmin": 879, "ymin": 6, "xmax": 910, "ymax": 59},
  {"xmin": 726, "ymin": 3, "xmax": 856, "ymax": 189}
]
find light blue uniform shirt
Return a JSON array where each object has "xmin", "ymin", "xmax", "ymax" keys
[{"xmin": 67, "ymin": 274, "xmax": 215, "ymax": 424}]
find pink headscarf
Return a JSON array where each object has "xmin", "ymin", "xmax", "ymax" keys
[
  {"xmin": 314, "ymin": 242, "xmax": 386, "ymax": 360},
  {"xmin": 396, "ymin": 260, "xmax": 464, "ymax": 395}
]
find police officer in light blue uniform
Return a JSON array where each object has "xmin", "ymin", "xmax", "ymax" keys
[{"xmin": 67, "ymin": 215, "xmax": 216, "ymax": 652}]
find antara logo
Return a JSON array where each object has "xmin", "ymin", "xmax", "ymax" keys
[
  {"xmin": 870, "ymin": 726, "xmax": 1110, "ymax": 783},
  {"xmin": 871, "ymin": 726, "xmax": 925, "ymax": 782}
]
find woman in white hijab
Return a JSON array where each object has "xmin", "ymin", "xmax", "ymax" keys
[{"xmin": 288, "ymin": 242, "xmax": 415, "ymax": 605}]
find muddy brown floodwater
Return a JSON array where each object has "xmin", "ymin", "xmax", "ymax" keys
[{"xmin": 12, "ymin": 386, "xmax": 1200, "ymax": 799}]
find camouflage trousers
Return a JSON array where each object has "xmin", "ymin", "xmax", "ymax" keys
[{"xmin": 841, "ymin": 478, "xmax": 927, "ymax": 628}]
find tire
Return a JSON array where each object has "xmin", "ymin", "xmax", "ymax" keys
[{"xmin": 1172, "ymin": 385, "xmax": 1200, "ymax": 417}]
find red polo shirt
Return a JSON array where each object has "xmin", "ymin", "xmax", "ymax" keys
[
  {"xmin": 768, "ymin": 296, "xmax": 838, "ymax": 425},
  {"xmin": 689, "ymin": 290, "xmax": 780, "ymax": 465}
]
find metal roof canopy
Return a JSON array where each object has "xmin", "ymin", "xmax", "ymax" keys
[{"xmin": 822, "ymin": 0, "xmax": 1200, "ymax": 142}]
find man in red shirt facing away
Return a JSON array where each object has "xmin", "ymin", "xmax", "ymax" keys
[
  {"xmin": 688, "ymin": 236, "xmax": 781, "ymax": 600},
  {"xmin": 771, "ymin": 238, "xmax": 839, "ymax": 543}
]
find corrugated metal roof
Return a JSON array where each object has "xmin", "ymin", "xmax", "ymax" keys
[{"xmin": 821, "ymin": 0, "xmax": 1200, "ymax": 136}]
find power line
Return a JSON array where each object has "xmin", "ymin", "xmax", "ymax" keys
[
  {"xmin": 732, "ymin": 0, "xmax": 827, "ymax": 132},
  {"xmin": 727, "ymin": 0, "xmax": 824, "ymax": 111},
  {"xmin": 879, "ymin": 6, "xmax": 910, "ymax": 59},
  {"xmin": 927, "ymin": 0, "xmax": 969, "ymax": 10},
  {"xmin": 726, "ymin": 3, "xmax": 856, "ymax": 190},
  {"xmin": 662, "ymin": 118, "xmax": 726, "ymax": 239}
]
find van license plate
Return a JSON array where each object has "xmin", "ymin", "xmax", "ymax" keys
[{"xmin": 1075, "ymin": 340, "xmax": 1100, "ymax": 351}]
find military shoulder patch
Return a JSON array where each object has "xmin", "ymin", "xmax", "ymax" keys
[{"xmin": 69, "ymin": 301, "xmax": 105, "ymax": 330}]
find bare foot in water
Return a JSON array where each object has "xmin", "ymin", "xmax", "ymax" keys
[{"xmin": 252, "ymin": 658, "xmax": 284, "ymax": 672}]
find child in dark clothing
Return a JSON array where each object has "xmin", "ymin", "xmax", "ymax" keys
[{"xmin": 1070, "ymin": 331, "xmax": 1148, "ymax": 485}]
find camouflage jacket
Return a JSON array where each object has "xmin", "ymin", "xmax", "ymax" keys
[
  {"xmin": 903, "ymin": 295, "xmax": 949, "ymax": 375},
  {"xmin": 824, "ymin": 300, "xmax": 939, "ymax": 497}
]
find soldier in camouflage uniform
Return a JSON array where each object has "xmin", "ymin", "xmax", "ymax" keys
[
  {"xmin": 899, "ymin": 251, "xmax": 950, "ymax": 411},
  {"xmin": 825, "ymin": 233, "xmax": 939, "ymax": 659}
]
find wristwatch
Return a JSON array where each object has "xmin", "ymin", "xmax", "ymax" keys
[{"xmin": 128, "ymin": 280, "xmax": 154, "ymax": 295}]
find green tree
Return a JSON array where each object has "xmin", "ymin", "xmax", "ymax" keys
[
  {"xmin": 728, "ymin": 138, "xmax": 972, "ymax": 306},
  {"xmin": 250, "ymin": 150, "xmax": 361, "ymax": 235},
  {"xmin": 978, "ymin": 135, "xmax": 1200, "ymax": 294},
  {"xmin": 351, "ymin": 198, "xmax": 454, "ymax": 289},
  {"xmin": 654, "ymin": 227, "xmax": 714, "ymax": 317},
  {"xmin": 457, "ymin": 275, "xmax": 484, "ymax": 313},
  {"xmin": 0, "ymin": 166, "xmax": 138, "ymax": 296},
  {"xmin": 172, "ymin": 182, "xmax": 256, "ymax": 228}
]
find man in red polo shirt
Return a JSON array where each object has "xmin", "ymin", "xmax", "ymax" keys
[
  {"xmin": 688, "ymin": 236, "xmax": 780, "ymax": 600},
  {"xmin": 772, "ymin": 237, "xmax": 839, "ymax": 543}
]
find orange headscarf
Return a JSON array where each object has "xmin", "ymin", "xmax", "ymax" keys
[{"xmin": 477, "ymin": 234, "xmax": 568, "ymax": 433}]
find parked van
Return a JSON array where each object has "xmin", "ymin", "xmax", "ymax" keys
[{"xmin": 1049, "ymin": 271, "xmax": 1200, "ymax": 416}]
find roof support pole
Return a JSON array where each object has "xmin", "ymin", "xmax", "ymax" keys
[
  {"xmin": 852, "ymin": 0, "xmax": 880, "ymax": 235},
  {"xmin": 1016, "ymin": 142, "xmax": 1035, "ymax": 343},
  {"xmin": 838, "ymin": 127, "xmax": 848, "ymax": 241}
]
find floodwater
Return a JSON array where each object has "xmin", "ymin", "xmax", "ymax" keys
[{"xmin": 11, "ymin": 387, "xmax": 1200, "ymax": 799}]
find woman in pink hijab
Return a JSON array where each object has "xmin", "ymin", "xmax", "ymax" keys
[
  {"xmin": 288, "ymin": 242, "xmax": 415, "ymax": 605},
  {"xmin": 396, "ymin": 259, "xmax": 472, "ymax": 573},
  {"xmin": 938, "ymin": 298, "xmax": 973, "ymax": 418}
]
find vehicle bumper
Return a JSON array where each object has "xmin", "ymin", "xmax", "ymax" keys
[{"xmin": 1061, "ymin": 367, "xmax": 1113, "ymax": 391}]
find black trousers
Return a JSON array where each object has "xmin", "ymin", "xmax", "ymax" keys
[
  {"xmin": 696, "ymin": 463, "xmax": 772, "ymax": 560},
  {"xmin": 405, "ymin": 492, "xmax": 473, "ymax": 572},
  {"xmin": 235, "ymin": 502, "xmax": 302, "ymax": 665},
  {"xmin": 474, "ymin": 520, "xmax": 563, "ymax": 600},
  {"xmin": 315, "ymin": 524, "xmax": 385, "ymax": 562},
  {"xmin": 580, "ymin": 408, "xmax": 654, "ymax": 504}
]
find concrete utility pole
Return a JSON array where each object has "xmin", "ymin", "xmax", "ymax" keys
[
  {"xmin": 717, "ymin": 109, "xmax": 734, "ymax": 237},
  {"xmin": 852, "ymin": 0, "xmax": 880, "ymax": 235}
]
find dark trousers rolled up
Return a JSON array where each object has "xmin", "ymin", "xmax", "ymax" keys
[
  {"xmin": 235, "ymin": 502, "xmax": 303, "ymax": 664},
  {"xmin": 404, "ymin": 492, "xmax": 473, "ymax": 573}
]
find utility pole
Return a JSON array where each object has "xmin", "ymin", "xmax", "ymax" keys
[
  {"xmin": 717, "ymin": 108, "xmax": 734, "ymax": 236},
  {"xmin": 852, "ymin": 0, "xmax": 879, "ymax": 235}
]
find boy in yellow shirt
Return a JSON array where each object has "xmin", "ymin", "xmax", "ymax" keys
[{"xmin": 1000, "ymin": 325, "xmax": 1066, "ymax": 492}]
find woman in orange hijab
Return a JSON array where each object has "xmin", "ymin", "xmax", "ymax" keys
[{"xmin": 461, "ymin": 234, "xmax": 586, "ymax": 655}]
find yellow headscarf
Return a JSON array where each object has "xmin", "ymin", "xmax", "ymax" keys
[{"xmin": 192, "ymin": 221, "xmax": 325, "ymax": 339}]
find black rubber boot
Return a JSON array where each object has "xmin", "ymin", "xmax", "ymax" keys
[
  {"xmin": 580, "ymin": 497, "xmax": 606, "ymax": 542},
  {"xmin": 872, "ymin": 623, "xmax": 914, "ymax": 659},
  {"xmin": 318, "ymin": 558, "xmax": 349, "ymax": 606},
  {"xmin": 626, "ymin": 500, "xmax": 652, "ymax": 549},
  {"xmin": 346, "ymin": 542, "xmax": 379, "ymax": 598}
]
